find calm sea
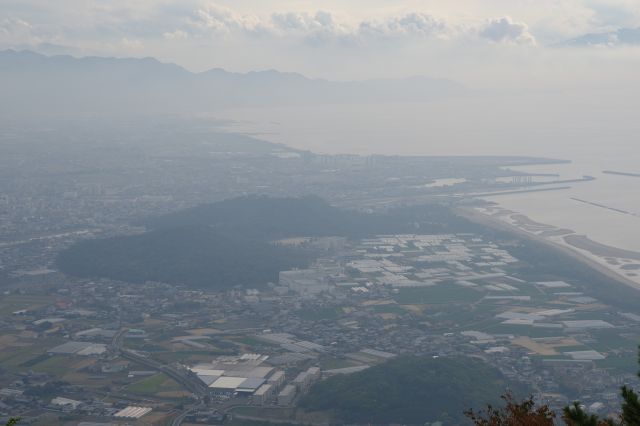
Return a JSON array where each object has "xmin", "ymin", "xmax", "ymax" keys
[{"xmin": 214, "ymin": 97, "xmax": 640, "ymax": 252}]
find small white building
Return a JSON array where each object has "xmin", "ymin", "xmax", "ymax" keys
[{"xmin": 51, "ymin": 397, "xmax": 82, "ymax": 410}]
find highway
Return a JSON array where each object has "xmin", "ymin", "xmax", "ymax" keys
[
  {"xmin": 109, "ymin": 327, "xmax": 209, "ymax": 425},
  {"xmin": 119, "ymin": 349, "xmax": 208, "ymax": 397},
  {"xmin": 110, "ymin": 327, "xmax": 208, "ymax": 397}
]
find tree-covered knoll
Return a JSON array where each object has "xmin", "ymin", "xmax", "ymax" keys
[
  {"xmin": 300, "ymin": 356, "xmax": 514, "ymax": 424},
  {"xmin": 56, "ymin": 225, "xmax": 311, "ymax": 288},
  {"xmin": 142, "ymin": 195, "xmax": 472, "ymax": 239},
  {"xmin": 57, "ymin": 196, "xmax": 478, "ymax": 289}
]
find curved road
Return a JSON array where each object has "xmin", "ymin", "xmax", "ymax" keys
[{"xmin": 109, "ymin": 326, "xmax": 209, "ymax": 426}]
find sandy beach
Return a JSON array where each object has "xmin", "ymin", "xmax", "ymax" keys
[{"xmin": 456, "ymin": 205, "xmax": 640, "ymax": 292}]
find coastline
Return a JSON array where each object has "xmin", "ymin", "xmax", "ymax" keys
[{"xmin": 455, "ymin": 205, "xmax": 640, "ymax": 292}]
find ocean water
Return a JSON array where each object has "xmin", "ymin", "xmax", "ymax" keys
[
  {"xmin": 485, "ymin": 162, "xmax": 640, "ymax": 252},
  {"xmin": 215, "ymin": 96, "xmax": 640, "ymax": 253}
]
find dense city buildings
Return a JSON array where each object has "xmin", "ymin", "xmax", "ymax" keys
[{"xmin": 1, "ymin": 120, "xmax": 639, "ymax": 424}]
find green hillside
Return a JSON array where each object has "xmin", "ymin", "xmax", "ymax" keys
[
  {"xmin": 56, "ymin": 225, "xmax": 311, "ymax": 288},
  {"xmin": 57, "ymin": 196, "xmax": 478, "ymax": 289},
  {"xmin": 300, "ymin": 356, "xmax": 515, "ymax": 424}
]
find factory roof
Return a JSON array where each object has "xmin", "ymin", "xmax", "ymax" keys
[
  {"xmin": 191, "ymin": 368, "xmax": 225, "ymax": 377},
  {"xmin": 224, "ymin": 366, "xmax": 274, "ymax": 378},
  {"xmin": 210, "ymin": 376, "xmax": 246, "ymax": 390},
  {"xmin": 237, "ymin": 378, "xmax": 266, "ymax": 392},
  {"xmin": 254, "ymin": 384, "xmax": 273, "ymax": 396},
  {"xmin": 197, "ymin": 375, "xmax": 220, "ymax": 386}
]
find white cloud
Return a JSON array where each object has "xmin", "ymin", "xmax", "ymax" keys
[
  {"xmin": 269, "ymin": 11, "xmax": 353, "ymax": 44},
  {"xmin": 163, "ymin": 29, "xmax": 188, "ymax": 40},
  {"xmin": 357, "ymin": 13, "xmax": 449, "ymax": 41},
  {"xmin": 0, "ymin": 1, "xmax": 544, "ymax": 50},
  {"xmin": 180, "ymin": 6, "xmax": 534, "ymax": 48},
  {"xmin": 120, "ymin": 37, "xmax": 143, "ymax": 51},
  {"xmin": 479, "ymin": 16, "xmax": 536, "ymax": 45},
  {"xmin": 586, "ymin": 0, "xmax": 640, "ymax": 29},
  {"xmin": 188, "ymin": 3, "xmax": 264, "ymax": 37},
  {"xmin": 0, "ymin": 17, "xmax": 40, "ymax": 45},
  {"xmin": 7, "ymin": 0, "xmax": 639, "ymax": 82}
]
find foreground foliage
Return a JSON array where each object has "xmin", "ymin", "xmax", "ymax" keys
[{"xmin": 465, "ymin": 393, "xmax": 555, "ymax": 425}]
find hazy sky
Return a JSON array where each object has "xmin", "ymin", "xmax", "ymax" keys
[
  {"xmin": 2, "ymin": 2, "xmax": 639, "ymax": 178},
  {"xmin": 2, "ymin": 0, "xmax": 640, "ymax": 86}
]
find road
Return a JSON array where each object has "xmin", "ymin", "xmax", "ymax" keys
[
  {"xmin": 110, "ymin": 326, "xmax": 210, "ymax": 425},
  {"xmin": 119, "ymin": 349, "xmax": 208, "ymax": 397},
  {"xmin": 110, "ymin": 327, "xmax": 127, "ymax": 351},
  {"xmin": 110, "ymin": 327, "xmax": 209, "ymax": 397},
  {"xmin": 170, "ymin": 402, "xmax": 204, "ymax": 426}
]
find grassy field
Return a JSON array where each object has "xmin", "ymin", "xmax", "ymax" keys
[
  {"xmin": 126, "ymin": 372, "xmax": 183, "ymax": 395},
  {"xmin": 232, "ymin": 336, "xmax": 279, "ymax": 348},
  {"xmin": 0, "ymin": 295, "xmax": 52, "ymax": 316},
  {"xmin": 318, "ymin": 356, "xmax": 361, "ymax": 370},
  {"xmin": 596, "ymin": 354, "xmax": 638, "ymax": 373},
  {"xmin": 590, "ymin": 330, "xmax": 639, "ymax": 352},
  {"xmin": 31, "ymin": 354, "xmax": 82, "ymax": 375},
  {"xmin": 0, "ymin": 337, "xmax": 64, "ymax": 371}
]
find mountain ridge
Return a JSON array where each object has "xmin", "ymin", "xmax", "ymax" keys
[
  {"xmin": 0, "ymin": 49, "xmax": 466, "ymax": 115},
  {"xmin": 556, "ymin": 27, "xmax": 640, "ymax": 47}
]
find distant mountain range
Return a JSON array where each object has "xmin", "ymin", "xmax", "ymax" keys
[
  {"xmin": 0, "ymin": 50, "xmax": 466, "ymax": 116},
  {"xmin": 559, "ymin": 27, "xmax": 640, "ymax": 47}
]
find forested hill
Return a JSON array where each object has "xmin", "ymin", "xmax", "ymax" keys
[
  {"xmin": 56, "ymin": 225, "xmax": 311, "ymax": 289},
  {"xmin": 57, "ymin": 196, "xmax": 479, "ymax": 289},
  {"xmin": 300, "ymin": 356, "xmax": 516, "ymax": 424},
  {"xmin": 143, "ymin": 195, "xmax": 446, "ymax": 239}
]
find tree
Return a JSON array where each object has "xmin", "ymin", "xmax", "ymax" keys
[
  {"xmin": 465, "ymin": 392, "xmax": 556, "ymax": 425},
  {"xmin": 563, "ymin": 402, "xmax": 615, "ymax": 426},
  {"xmin": 5, "ymin": 418, "xmax": 20, "ymax": 426},
  {"xmin": 620, "ymin": 385, "xmax": 640, "ymax": 426}
]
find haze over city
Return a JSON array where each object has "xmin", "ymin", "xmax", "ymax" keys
[{"xmin": 1, "ymin": 1, "xmax": 640, "ymax": 425}]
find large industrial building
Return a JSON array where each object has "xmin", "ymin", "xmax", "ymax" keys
[
  {"xmin": 189, "ymin": 354, "xmax": 286, "ymax": 403},
  {"xmin": 189, "ymin": 354, "xmax": 322, "ymax": 406}
]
